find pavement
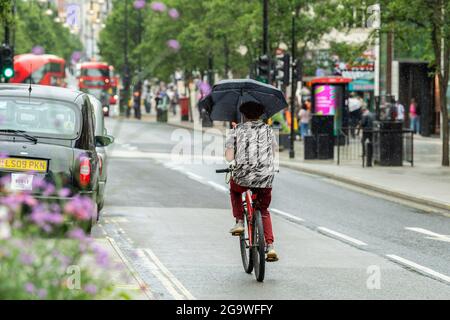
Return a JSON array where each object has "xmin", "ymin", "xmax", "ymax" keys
[
  {"xmin": 90, "ymin": 116, "xmax": 450, "ymax": 299},
  {"xmin": 121, "ymin": 108, "xmax": 450, "ymax": 215}
]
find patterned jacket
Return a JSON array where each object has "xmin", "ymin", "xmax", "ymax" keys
[{"xmin": 225, "ymin": 120, "xmax": 277, "ymax": 188}]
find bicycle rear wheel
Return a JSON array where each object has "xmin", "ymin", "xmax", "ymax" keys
[
  {"xmin": 240, "ymin": 214, "xmax": 253, "ymax": 274},
  {"xmin": 252, "ymin": 210, "xmax": 266, "ymax": 282}
]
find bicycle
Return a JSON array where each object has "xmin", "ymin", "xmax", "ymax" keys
[{"xmin": 216, "ymin": 167, "xmax": 268, "ymax": 282}]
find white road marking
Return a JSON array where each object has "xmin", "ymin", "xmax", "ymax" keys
[
  {"xmin": 143, "ymin": 248, "xmax": 195, "ymax": 300},
  {"xmin": 185, "ymin": 171, "xmax": 205, "ymax": 182},
  {"xmin": 317, "ymin": 227, "xmax": 368, "ymax": 246},
  {"xmin": 135, "ymin": 249, "xmax": 185, "ymax": 300},
  {"xmin": 106, "ymin": 237, "xmax": 154, "ymax": 300},
  {"xmin": 386, "ymin": 254, "xmax": 450, "ymax": 284},
  {"xmin": 271, "ymin": 208, "xmax": 304, "ymax": 223},
  {"xmin": 207, "ymin": 181, "xmax": 229, "ymax": 193},
  {"xmin": 405, "ymin": 227, "xmax": 450, "ymax": 243}
]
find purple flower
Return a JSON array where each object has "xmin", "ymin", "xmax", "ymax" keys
[
  {"xmin": 167, "ymin": 39, "xmax": 181, "ymax": 52},
  {"xmin": 199, "ymin": 81, "xmax": 212, "ymax": 95},
  {"xmin": 68, "ymin": 228, "xmax": 87, "ymax": 241},
  {"xmin": 32, "ymin": 176, "xmax": 47, "ymax": 190},
  {"xmin": 84, "ymin": 284, "xmax": 97, "ymax": 295},
  {"xmin": 58, "ymin": 188, "xmax": 71, "ymax": 198},
  {"xmin": 37, "ymin": 289, "xmax": 47, "ymax": 299},
  {"xmin": 64, "ymin": 196, "xmax": 94, "ymax": 221},
  {"xmin": 133, "ymin": 0, "xmax": 146, "ymax": 10},
  {"xmin": 24, "ymin": 282, "xmax": 35, "ymax": 294},
  {"xmin": 71, "ymin": 51, "xmax": 82, "ymax": 63},
  {"xmin": 150, "ymin": 1, "xmax": 166, "ymax": 12},
  {"xmin": 47, "ymin": 213, "xmax": 64, "ymax": 225},
  {"xmin": 20, "ymin": 253, "xmax": 35, "ymax": 265},
  {"xmin": 168, "ymin": 8, "xmax": 180, "ymax": 20},
  {"xmin": 31, "ymin": 46, "xmax": 45, "ymax": 55},
  {"xmin": 91, "ymin": 243, "xmax": 110, "ymax": 268},
  {"xmin": 42, "ymin": 184, "xmax": 55, "ymax": 196},
  {"xmin": 0, "ymin": 193, "xmax": 37, "ymax": 211},
  {"xmin": 0, "ymin": 175, "xmax": 11, "ymax": 188}
]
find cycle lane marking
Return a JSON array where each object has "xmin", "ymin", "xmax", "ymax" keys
[
  {"xmin": 405, "ymin": 227, "xmax": 450, "ymax": 243},
  {"xmin": 207, "ymin": 181, "xmax": 229, "ymax": 193},
  {"xmin": 143, "ymin": 248, "xmax": 196, "ymax": 300},
  {"xmin": 135, "ymin": 248, "xmax": 186, "ymax": 300},
  {"xmin": 101, "ymin": 218, "xmax": 185, "ymax": 300},
  {"xmin": 105, "ymin": 235, "xmax": 154, "ymax": 300},
  {"xmin": 317, "ymin": 227, "xmax": 368, "ymax": 246},
  {"xmin": 271, "ymin": 208, "xmax": 304, "ymax": 223},
  {"xmin": 386, "ymin": 254, "xmax": 450, "ymax": 285}
]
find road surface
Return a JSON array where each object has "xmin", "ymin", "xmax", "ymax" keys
[{"xmin": 92, "ymin": 117, "xmax": 450, "ymax": 299}]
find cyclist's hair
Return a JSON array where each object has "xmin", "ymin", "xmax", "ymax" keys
[{"xmin": 239, "ymin": 101, "xmax": 264, "ymax": 120}]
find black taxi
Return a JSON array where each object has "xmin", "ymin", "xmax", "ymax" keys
[{"xmin": 0, "ymin": 84, "xmax": 111, "ymax": 230}]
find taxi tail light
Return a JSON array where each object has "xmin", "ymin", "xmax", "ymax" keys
[{"xmin": 79, "ymin": 156, "xmax": 91, "ymax": 187}]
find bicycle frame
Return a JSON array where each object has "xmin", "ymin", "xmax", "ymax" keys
[{"xmin": 243, "ymin": 190, "xmax": 257, "ymax": 247}]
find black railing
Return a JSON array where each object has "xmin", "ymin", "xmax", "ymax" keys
[{"xmin": 336, "ymin": 127, "xmax": 414, "ymax": 167}]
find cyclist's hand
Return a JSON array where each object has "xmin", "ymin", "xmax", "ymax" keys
[{"xmin": 231, "ymin": 122, "xmax": 237, "ymax": 128}]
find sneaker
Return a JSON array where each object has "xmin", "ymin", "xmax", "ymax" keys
[
  {"xmin": 266, "ymin": 243, "xmax": 279, "ymax": 262},
  {"xmin": 229, "ymin": 220, "xmax": 244, "ymax": 236}
]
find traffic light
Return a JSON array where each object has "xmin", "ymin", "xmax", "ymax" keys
[
  {"xmin": 257, "ymin": 54, "xmax": 271, "ymax": 83},
  {"xmin": 0, "ymin": 44, "xmax": 14, "ymax": 80},
  {"xmin": 275, "ymin": 53, "xmax": 290, "ymax": 86}
]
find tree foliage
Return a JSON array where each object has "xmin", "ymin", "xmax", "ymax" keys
[
  {"xmin": 99, "ymin": 0, "xmax": 347, "ymax": 82},
  {"xmin": 0, "ymin": 1, "xmax": 82, "ymax": 61}
]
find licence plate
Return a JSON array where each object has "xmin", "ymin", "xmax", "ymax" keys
[
  {"xmin": 0, "ymin": 158, "xmax": 48, "ymax": 173},
  {"xmin": 10, "ymin": 173, "xmax": 34, "ymax": 191}
]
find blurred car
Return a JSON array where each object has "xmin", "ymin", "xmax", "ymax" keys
[
  {"xmin": 87, "ymin": 94, "xmax": 114, "ymax": 215},
  {"xmin": 0, "ymin": 84, "xmax": 112, "ymax": 232}
]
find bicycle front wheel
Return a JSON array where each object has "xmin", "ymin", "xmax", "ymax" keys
[
  {"xmin": 240, "ymin": 213, "xmax": 253, "ymax": 274},
  {"xmin": 252, "ymin": 210, "xmax": 266, "ymax": 282}
]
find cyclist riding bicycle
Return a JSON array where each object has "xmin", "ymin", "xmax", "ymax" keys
[{"xmin": 225, "ymin": 101, "xmax": 279, "ymax": 262}]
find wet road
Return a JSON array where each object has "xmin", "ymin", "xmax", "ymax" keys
[{"xmin": 93, "ymin": 118, "xmax": 450, "ymax": 299}]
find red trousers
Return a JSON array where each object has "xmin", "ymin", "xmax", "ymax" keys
[{"xmin": 229, "ymin": 179, "xmax": 274, "ymax": 244}]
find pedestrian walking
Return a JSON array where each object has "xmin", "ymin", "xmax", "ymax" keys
[
  {"xmin": 409, "ymin": 98, "xmax": 420, "ymax": 134},
  {"xmin": 167, "ymin": 86, "xmax": 178, "ymax": 116},
  {"xmin": 156, "ymin": 88, "xmax": 169, "ymax": 122},
  {"xmin": 133, "ymin": 89, "xmax": 142, "ymax": 120},
  {"xmin": 348, "ymin": 93, "xmax": 362, "ymax": 138},
  {"xmin": 143, "ymin": 81, "xmax": 152, "ymax": 114},
  {"xmin": 298, "ymin": 104, "xmax": 311, "ymax": 139},
  {"xmin": 359, "ymin": 106, "xmax": 375, "ymax": 157}
]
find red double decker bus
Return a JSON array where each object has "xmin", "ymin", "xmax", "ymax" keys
[
  {"xmin": 10, "ymin": 54, "xmax": 66, "ymax": 87},
  {"xmin": 78, "ymin": 62, "xmax": 111, "ymax": 92}
]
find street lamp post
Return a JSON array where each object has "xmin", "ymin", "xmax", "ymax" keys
[
  {"xmin": 134, "ymin": 1, "xmax": 145, "ymax": 113},
  {"xmin": 262, "ymin": 0, "xmax": 270, "ymax": 83},
  {"xmin": 122, "ymin": 0, "xmax": 130, "ymax": 115},
  {"xmin": 263, "ymin": 0, "xmax": 268, "ymax": 56},
  {"xmin": 289, "ymin": 10, "xmax": 297, "ymax": 159}
]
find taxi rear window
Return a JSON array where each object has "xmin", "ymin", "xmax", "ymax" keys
[{"xmin": 0, "ymin": 98, "xmax": 80, "ymax": 139}]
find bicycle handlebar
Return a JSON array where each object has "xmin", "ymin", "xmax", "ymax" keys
[
  {"xmin": 216, "ymin": 168, "xmax": 231, "ymax": 174},
  {"xmin": 216, "ymin": 168, "xmax": 280, "ymax": 174}
]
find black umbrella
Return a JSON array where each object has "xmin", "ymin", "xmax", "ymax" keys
[{"xmin": 199, "ymin": 79, "xmax": 288, "ymax": 122}]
